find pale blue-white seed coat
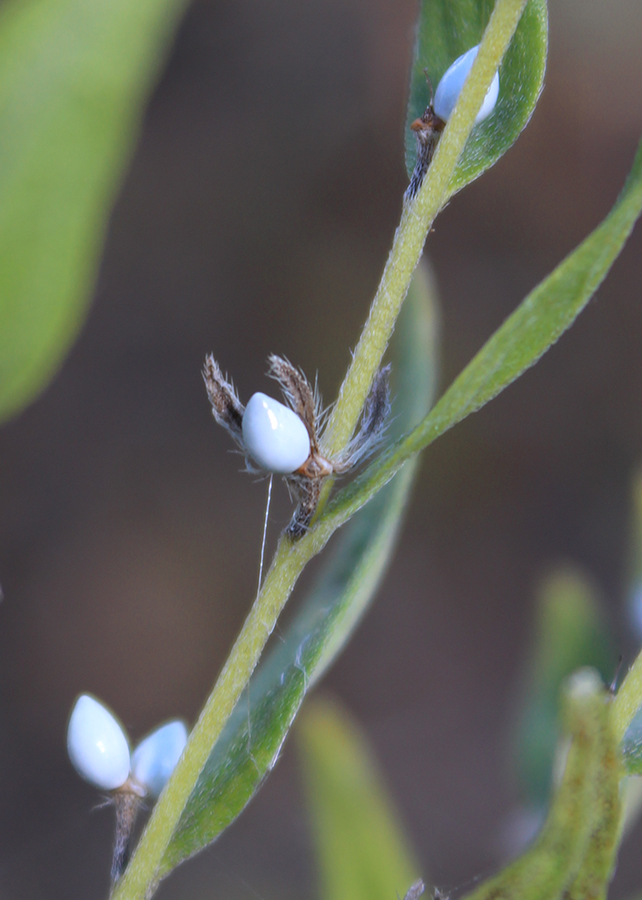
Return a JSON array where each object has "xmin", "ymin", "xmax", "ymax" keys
[
  {"xmin": 131, "ymin": 720, "xmax": 188, "ymax": 798},
  {"xmin": 242, "ymin": 392, "xmax": 311, "ymax": 474},
  {"xmin": 433, "ymin": 45, "xmax": 500, "ymax": 124},
  {"xmin": 67, "ymin": 695, "xmax": 131, "ymax": 791}
]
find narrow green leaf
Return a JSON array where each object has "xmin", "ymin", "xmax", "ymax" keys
[
  {"xmin": 405, "ymin": 0, "xmax": 547, "ymax": 194},
  {"xmin": 298, "ymin": 699, "xmax": 420, "ymax": 900},
  {"xmin": 157, "ymin": 265, "xmax": 439, "ymax": 875},
  {"xmin": 323, "ymin": 133, "xmax": 642, "ymax": 534},
  {"xmin": 463, "ymin": 670, "xmax": 616, "ymax": 900},
  {"xmin": 514, "ymin": 567, "xmax": 615, "ymax": 804},
  {"xmin": 0, "ymin": 0, "xmax": 187, "ymax": 422}
]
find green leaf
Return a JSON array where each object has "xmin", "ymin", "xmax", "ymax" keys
[
  {"xmin": 514, "ymin": 567, "xmax": 615, "ymax": 804},
  {"xmin": 0, "ymin": 0, "xmax": 188, "ymax": 423},
  {"xmin": 298, "ymin": 699, "xmax": 420, "ymax": 900},
  {"xmin": 405, "ymin": 0, "xmax": 547, "ymax": 194},
  {"xmin": 325, "ymin": 132, "xmax": 642, "ymax": 534},
  {"xmin": 157, "ymin": 264, "xmax": 439, "ymax": 875}
]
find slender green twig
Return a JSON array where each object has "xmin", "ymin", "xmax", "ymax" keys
[{"xmin": 111, "ymin": 4, "xmax": 527, "ymax": 897}]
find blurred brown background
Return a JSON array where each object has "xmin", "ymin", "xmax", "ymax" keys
[{"xmin": 1, "ymin": 0, "xmax": 642, "ymax": 897}]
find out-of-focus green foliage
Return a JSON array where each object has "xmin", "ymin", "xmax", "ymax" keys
[
  {"xmin": 298, "ymin": 698, "xmax": 420, "ymax": 900},
  {"xmin": 0, "ymin": 0, "xmax": 187, "ymax": 422},
  {"xmin": 514, "ymin": 567, "xmax": 615, "ymax": 804}
]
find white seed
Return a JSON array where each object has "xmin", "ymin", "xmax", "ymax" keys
[
  {"xmin": 131, "ymin": 720, "xmax": 188, "ymax": 798},
  {"xmin": 433, "ymin": 45, "xmax": 500, "ymax": 124},
  {"xmin": 67, "ymin": 695, "xmax": 131, "ymax": 791},
  {"xmin": 242, "ymin": 392, "xmax": 311, "ymax": 474}
]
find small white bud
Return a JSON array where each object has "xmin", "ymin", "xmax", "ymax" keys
[
  {"xmin": 242, "ymin": 392, "xmax": 311, "ymax": 474},
  {"xmin": 131, "ymin": 720, "xmax": 188, "ymax": 798},
  {"xmin": 565, "ymin": 667, "xmax": 604, "ymax": 699},
  {"xmin": 433, "ymin": 45, "xmax": 500, "ymax": 124},
  {"xmin": 67, "ymin": 695, "xmax": 131, "ymax": 791}
]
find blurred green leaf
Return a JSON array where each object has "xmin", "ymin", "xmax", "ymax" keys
[
  {"xmin": 324, "ymin": 132, "xmax": 642, "ymax": 533},
  {"xmin": 298, "ymin": 698, "xmax": 420, "ymax": 900},
  {"xmin": 158, "ymin": 264, "xmax": 439, "ymax": 875},
  {"xmin": 0, "ymin": 0, "xmax": 187, "ymax": 422},
  {"xmin": 405, "ymin": 0, "xmax": 547, "ymax": 194},
  {"xmin": 515, "ymin": 567, "xmax": 615, "ymax": 804}
]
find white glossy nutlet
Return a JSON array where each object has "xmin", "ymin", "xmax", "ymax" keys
[
  {"xmin": 131, "ymin": 720, "xmax": 188, "ymax": 798},
  {"xmin": 67, "ymin": 695, "xmax": 131, "ymax": 791},
  {"xmin": 242, "ymin": 392, "xmax": 311, "ymax": 474},
  {"xmin": 433, "ymin": 45, "xmax": 500, "ymax": 124}
]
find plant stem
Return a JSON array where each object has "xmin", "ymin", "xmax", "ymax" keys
[
  {"xmin": 111, "ymin": 4, "xmax": 528, "ymax": 897},
  {"xmin": 320, "ymin": 0, "xmax": 528, "ymax": 459}
]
